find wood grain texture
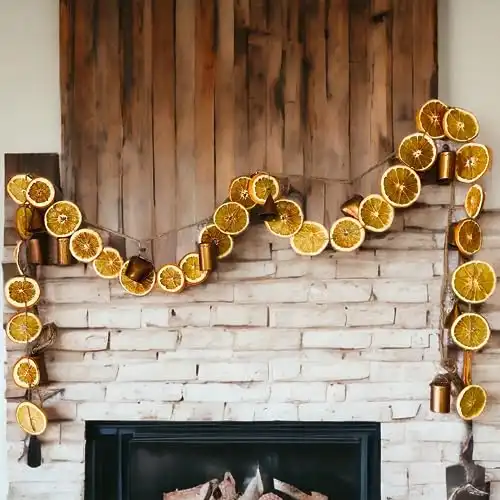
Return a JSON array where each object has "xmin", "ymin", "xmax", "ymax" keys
[{"xmin": 59, "ymin": 0, "xmax": 438, "ymax": 262}]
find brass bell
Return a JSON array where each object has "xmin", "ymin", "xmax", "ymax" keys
[
  {"xmin": 429, "ymin": 374, "xmax": 451, "ymax": 413},
  {"xmin": 259, "ymin": 194, "xmax": 278, "ymax": 222},
  {"xmin": 341, "ymin": 195, "xmax": 363, "ymax": 219},
  {"xmin": 125, "ymin": 255, "xmax": 154, "ymax": 283},
  {"xmin": 56, "ymin": 238, "xmax": 73, "ymax": 266},
  {"xmin": 198, "ymin": 242, "xmax": 216, "ymax": 272},
  {"xmin": 437, "ymin": 144, "xmax": 456, "ymax": 184},
  {"xmin": 27, "ymin": 235, "xmax": 46, "ymax": 266}
]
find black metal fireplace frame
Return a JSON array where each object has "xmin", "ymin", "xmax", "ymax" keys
[{"xmin": 84, "ymin": 421, "xmax": 381, "ymax": 500}]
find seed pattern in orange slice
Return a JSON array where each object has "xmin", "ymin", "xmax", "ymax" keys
[
  {"xmin": 25, "ymin": 177, "xmax": 56, "ymax": 208},
  {"xmin": 69, "ymin": 228, "xmax": 103, "ymax": 263},
  {"xmin": 290, "ymin": 221, "xmax": 329, "ymax": 256},
  {"xmin": 455, "ymin": 143, "xmax": 491, "ymax": 184},
  {"xmin": 16, "ymin": 401, "xmax": 48, "ymax": 436},
  {"xmin": 157, "ymin": 264, "xmax": 186, "ymax": 293},
  {"xmin": 416, "ymin": 99, "xmax": 448, "ymax": 139},
  {"xmin": 451, "ymin": 312, "xmax": 490, "ymax": 351},
  {"xmin": 119, "ymin": 260, "xmax": 156, "ymax": 296},
  {"xmin": 248, "ymin": 173, "xmax": 281, "ymax": 205},
  {"xmin": 452, "ymin": 219, "xmax": 482, "ymax": 257},
  {"xmin": 6, "ymin": 312, "xmax": 43, "ymax": 344},
  {"xmin": 380, "ymin": 164, "xmax": 422, "ymax": 208},
  {"xmin": 443, "ymin": 107, "xmax": 479, "ymax": 142},
  {"xmin": 330, "ymin": 217, "xmax": 366, "ymax": 252},
  {"xmin": 358, "ymin": 194, "xmax": 394, "ymax": 233},
  {"xmin": 93, "ymin": 247, "xmax": 123, "ymax": 279},
  {"xmin": 4, "ymin": 276, "xmax": 41, "ymax": 309},
  {"xmin": 398, "ymin": 132, "xmax": 437, "ymax": 172},
  {"xmin": 44, "ymin": 200, "xmax": 83, "ymax": 238},
  {"xmin": 265, "ymin": 199, "xmax": 304, "ymax": 238},
  {"xmin": 179, "ymin": 252, "xmax": 209, "ymax": 286},
  {"xmin": 198, "ymin": 224, "xmax": 234, "ymax": 260},
  {"xmin": 452, "ymin": 260, "xmax": 496, "ymax": 304},
  {"xmin": 456, "ymin": 384, "xmax": 487, "ymax": 420},
  {"xmin": 13, "ymin": 356, "xmax": 40, "ymax": 389},
  {"xmin": 464, "ymin": 184, "xmax": 485, "ymax": 219},
  {"xmin": 213, "ymin": 201, "xmax": 250, "ymax": 236},
  {"xmin": 7, "ymin": 174, "xmax": 33, "ymax": 205},
  {"xmin": 229, "ymin": 176, "xmax": 256, "ymax": 209}
]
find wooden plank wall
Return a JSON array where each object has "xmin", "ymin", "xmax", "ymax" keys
[{"xmin": 60, "ymin": 0, "xmax": 437, "ymax": 262}]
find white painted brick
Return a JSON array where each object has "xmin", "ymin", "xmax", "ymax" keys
[
  {"xmin": 117, "ymin": 361, "xmax": 196, "ymax": 381},
  {"xmin": 53, "ymin": 329, "xmax": 109, "ymax": 351},
  {"xmin": 38, "ymin": 265, "xmax": 90, "ymax": 279},
  {"xmin": 474, "ymin": 423, "xmax": 500, "ymax": 442},
  {"xmin": 409, "ymin": 462, "xmax": 446, "ymax": 485},
  {"xmin": 272, "ymin": 248, "xmax": 304, "ymax": 261},
  {"xmin": 391, "ymin": 401, "xmax": 421, "ymax": 420},
  {"xmin": 172, "ymin": 402, "xmax": 225, "ymax": 421},
  {"xmin": 87, "ymin": 350, "xmax": 157, "ymax": 362},
  {"xmin": 61, "ymin": 423, "xmax": 85, "ymax": 441},
  {"xmin": 106, "ymin": 382, "xmax": 183, "ymax": 402},
  {"xmin": 42, "ymin": 279, "xmax": 110, "ymax": 303},
  {"xmin": 234, "ymin": 280, "xmax": 308, "ymax": 303},
  {"xmin": 419, "ymin": 183, "xmax": 468, "ymax": 205},
  {"xmin": 302, "ymin": 329, "xmax": 372, "ymax": 349},
  {"xmin": 59, "ymin": 383, "xmax": 106, "ymax": 401},
  {"xmin": 77, "ymin": 402, "xmax": 173, "ymax": 420},
  {"xmin": 168, "ymin": 305, "xmax": 212, "ymax": 327},
  {"xmin": 179, "ymin": 327, "xmax": 233, "ymax": 349},
  {"xmin": 382, "ymin": 462, "xmax": 409, "ymax": 486},
  {"xmin": 345, "ymin": 304, "xmax": 395, "ymax": 327},
  {"xmin": 335, "ymin": 260, "xmax": 379, "ymax": 278},
  {"xmin": 472, "ymin": 442, "xmax": 499, "ymax": 461},
  {"xmin": 301, "ymin": 362, "xmax": 369, "ymax": 381},
  {"xmin": 253, "ymin": 403, "xmax": 298, "ymax": 420},
  {"xmin": 346, "ymin": 383, "xmax": 428, "ymax": 401},
  {"xmin": 373, "ymin": 280, "xmax": 428, "ymax": 303},
  {"xmin": 370, "ymin": 329, "xmax": 413, "ymax": 348},
  {"xmin": 395, "ymin": 304, "xmax": 428, "ymax": 328},
  {"xmin": 43, "ymin": 442, "xmax": 85, "ymax": 462},
  {"xmin": 270, "ymin": 383, "xmax": 327, "ymax": 402},
  {"xmin": 370, "ymin": 361, "xmax": 436, "ymax": 382},
  {"xmin": 381, "ymin": 422, "xmax": 406, "ymax": 442},
  {"xmin": 223, "ymin": 403, "xmax": 256, "ymax": 420},
  {"xmin": 308, "ymin": 280, "xmax": 372, "ymax": 303},
  {"xmin": 405, "ymin": 422, "xmax": 467, "ymax": 442},
  {"xmin": 233, "ymin": 328, "xmax": 301, "ymax": 350},
  {"xmin": 8, "ymin": 462, "xmax": 84, "ymax": 482},
  {"xmin": 49, "ymin": 363, "xmax": 118, "ymax": 382},
  {"xmin": 404, "ymin": 206, "xmax": 449, "ymax": 229},
  {"xmin": 198, "ymin": 362, "xmax": 268, "ymax": 382},
  {"xmin": 327, "ymin": 384, "xmax": 347, "ymax": 402},
  {"xmin": 217, "ymin": 261, "xmax": 276, "ymax": 280},
  {"xmin": 355, "ymin": 348, "xmax": 425, "ymax": 362},
  {"xmin": 379, "ymin": 261, "xmax": 434, "ymax": 278},
  {"xmin": 364, "ymin": 231, "xmax": 437, "ymax": 250},
  {"xmin": 270, "ymin": 359, "xmax": 301, "ymax": 381},
  {"xmin": 298, "ymin": 402, "xmax": 392, "ymax": 421},
  {"xmin": 88, "ymin": 306, "xmax": 140, "ymax": 329},
  {"xmin": 275, "ymin": 259, "xmax": 313, "ymax": 278},
  {"xmin": 38, "ymin": 306, "xmax": 88, "ymax": 328},
  {"xmin": 183, "ymin": 383, "xmax": 269, "ymax": 402},
  {"xmin": 269, "ymin": 305, "xmax": 345, "ymax": 328},
  {"xmin": 110, "ymin": 329, "xmax": 178, "ymax": 350},
  {"xmin": 382, "ymin": 441, "xmax": 443, "ymax": 462},
  {"xmin": 211, "ymin": 304, "xmax": 268, "ymax": 326}
]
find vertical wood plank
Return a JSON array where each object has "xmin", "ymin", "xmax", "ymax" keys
[
  {"xmin": 152, "ymin": 0, "xmax": 177, "ymax": 263},
  {"xmin": 249, "ymin": 0, "xmax": 266, "ymax": 31}
]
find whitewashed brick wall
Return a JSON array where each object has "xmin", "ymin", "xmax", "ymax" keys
[{"xmin": 4, "ymin": 189, "xmax": 500, "ymax": 500}]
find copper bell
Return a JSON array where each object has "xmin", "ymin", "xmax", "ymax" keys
[
  {"xmin": 198, "ymin": 242, "xmax": 216, "ymax": 272},
  {"xmin": 57, "ymin": 238, "xmax": 73, "ymax": 266},
  {"xmin": 125, "ymin": 255, "xmax": 154, "ymax": 283},
  {"xmin": 437, "ymin": 144, "xmax": 456, "ymax": 184},
  {"xmin": 341, "ymin": 194, "xmax": 363, "ymax": 219},
  {"xmin": 28, "ymin": 235, "xmax": 45, "ymax": 265},
  {"xmin": 429, "ymin": 374, "xmax": 451, "ymax": 413},
  {"xmin": 259, "ymin": 194, "xmax": 278, "ymax": 222}
]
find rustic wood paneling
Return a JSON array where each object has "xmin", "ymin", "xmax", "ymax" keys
[{"xmin": 60, "ymin": 0, "xmax": 437, "ymax": 261}]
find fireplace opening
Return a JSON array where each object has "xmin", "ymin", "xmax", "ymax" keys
[{"xmin": 84, "ymin": 421, "xmax": 380, "ymax": 500}]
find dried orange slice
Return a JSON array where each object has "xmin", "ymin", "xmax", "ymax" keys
[
  {"xmin": 69, "ymin": 228, "xmax": 103, "ymax": 263},
  {"xmin": 380, "ymin": 165, "xmax": 422, "ymax": 208},
  {"xmin": 451, "ymin": 312, "xmax": 490, "ymax": 351},
  {"xmin": 265, "ymin": 199, "xmax": 304, "ymax": 238},
  {"xmin": 416, "ymin": 99, "xmax": 448, "ymax": 139},
  {"xmin": 44, "ymin": 200, "xmax": 82, "ymax": 237},
  {"xmin": 13, "ymin": 356, "xmax": 40, "ymax": 389},
  {"xmin": 452, "ymin": 219, "xmax": 482, "ymax": 257},
  {"xmin": 93, "ymin": 247, "xmax": 123, "ymax": 279},
  {"xmin": 198, "ymin": 224, "xmax": 234, "ymax": 260},
  {"xmin": 398, "ymin": 132, "xmax": 437, "ymax": 172},
  {"xmin": 7, "ymin": 174, "xmax": 33, "ymax": 205},
  {"xmin": 179, "ymin": 252, "xmax": 209, "ymax": 286},
  {"xmin": 248, "ymin": 173, "xmax": 281, "ymax": 205},
  {"xmin": 119, "ymin": 260, "xmax": 156, "ymax": 296},
  {"xmin": 330, "ymin": 217, "xmax": 366, "ymax": 252},
  {"xmin": 15, "ymin": 205, "xmax": 40, "ymax": 240},
  {"xmin": 4, "ymin": 276, "xmax": 40, "ymax": 309},
  {"xmin": 16, "ymin": 401, "xmax": 47, "ymax": 436},
  {"xmin": 443, "ymin": 107, "xmax": 479, "ymax": 142},
  {"xmin": 358, "ymin": 194, "xmax": 394, "ymax": 233},
  {"xmin": 6, "ymin": 312, "xmax": 43, "ymax": 344},
  {"xmin": 229, "ymin": 176, "xmax": 256, "ymax": 209},
  {"xmin": 452, "ymin": 260, "xmax": 496, "ymax": 304},
  {"xmin": 213, "ymin": 201, "xmax": 249, "ymax": 236},
  {"xmin": 25, "ymin": 177, "xmax": 56, "ymax": 208},
  {"xmin": 455, "ymin": 143, "xmax": 491, "ymax": 184},
  {"xmin": 157, "ymin": 264, "xmax": 186, "ymax": 293},
  {"xmin": 464, "ymin": 184, "xmax": 485, "ymax": 219},
  {"xmin": 290, "ymin": 221, "xmax": 329, "ymax": 256},
  {"xmin": 456, "ymin": 384, "xmax": 487, "ymax": 420}
]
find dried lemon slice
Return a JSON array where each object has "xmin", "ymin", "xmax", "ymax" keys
[
  {"xmin": 213, "ymin": 201, "xmax": 250, "ymax": 236},
  {"xmin": 157, "ymin": 264, "xmax": 186, "ymax": 293},
  {"xmin": 330, "ymin": 217, "xmax": 366, "ymax": 252},
  {"xmin": 452, "ymin": 219, "xmax": 482, "ymax": 257},
  {"xmin": 456, "ymin": 384, "xmax": 487, "ymax": 420},
  {"xmin": 13, "ymin": 356, "xmax": 40, "ymax": 389},
  {"xmin": 455, "ymin": 143, "xmax": 490, "ymax": 184},
  {"xmin": 290, "ymin": 221, "xmax": 329, "ymax": 256},
  {"xmin": 265, "ymin": 199, "xmax": 304, "ymax": 238},
  {"xmin": 179, "ymin": 252, "xmax": 209, "ymax": 286},
  {"xmin": 4, "ymin": 276, "xmax": 40, "ymax": 309},
  {"xmin": 26, "ymin": 177, "xmax": 56, "ymax": 208},
  {"xmin": 443, "ymin": 107, "xmax": 479, "ymax": 143},
  {"xmin": 451, "ymin": 312, "xmax": 490, "ymax": 351},
  {"xmin": 16, "ymin": 401, "xmax": 47, "ymax": 436},
  {"xmin": 248, "ymin": 173, "xmax": 281, "ymax": 205},
  {"xmin": 69, "ymin": 228, "xmax": 103, "ymax": 263},
  {"xmin": 7, "ymin": 174, "xmax": 33, "ymax": 205},
  {"xmin": 416, "ymin": 99, "xmax": 448, "ymax": 139},
  {"xmin": 93, "ymin": 247, "xmax": 123, "ymax": 279},
  {"xmin": 119, "ymin": 260, "xmax": 156, "ymax": 296},
  {"xmin": 358, "ymin": 194, "xmax": 394, "ymax": 233},
  {"xmin": 380, "ymin": 165, "xmax": 422, "ymax": 208},
  {"xmin": 464, "ymin": 184, "xmax": 485, "ymax": 219},
  {"xmin": 398, "ymin": 132, "xmax": 437, "ymax": 172},
  {"xmin": 452, "ymin": 260, "xmax": 496, "ymax": 304},
  {"xmin": 198, "ymin": 224, "xmax": 234, "ymax": 260},
  {"xmin": 229, "ymin": 176, "xmax": 256, "ymax": 209},
  {"xmin": 6, "ymin": 312, "xmax": 43, "ymax": 344},
  {"xmin": 44, "ymin": 200, "xmax": 82, "ymax": 237}
]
